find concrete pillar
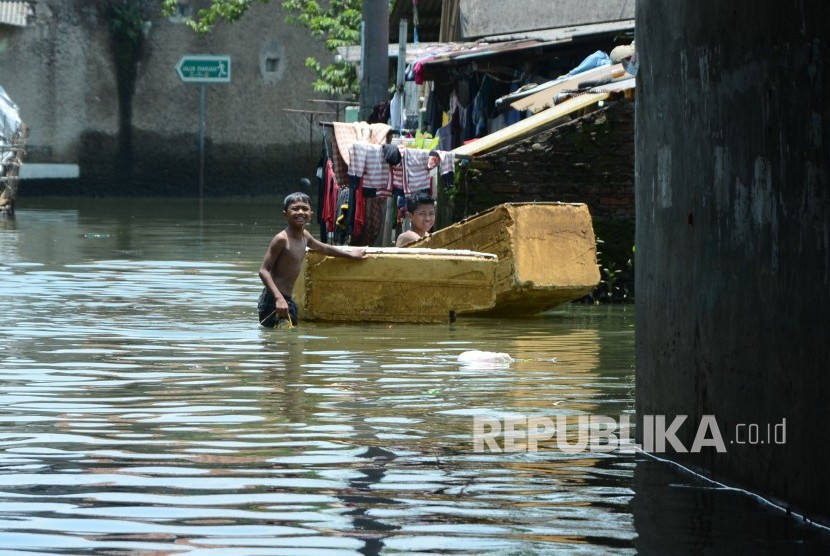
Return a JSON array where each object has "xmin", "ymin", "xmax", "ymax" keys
[
  {"xmin": 359, "ymin": 0, "xmax": 389, "ymax": 121},
  {"xmin": 636, "ymin": 1, "xmax": 830, "ymax": 522}
]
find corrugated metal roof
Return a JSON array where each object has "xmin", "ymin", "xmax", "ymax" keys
[
  {"xmin": 336, "ymin": 42, "xmax": 481, "ymax": 64},
  {"xmin": 407, "ymin": 24, "xmax": 631, "ymax": 73},
  {"xmin": 481, "ymin": 20, "xmax": 634, "ymax": 43},
  {"xmin": 338, "ymin": 20, "xmax": 635, "ymax": 81},
  {"xmin": 422, "ymin": 39, "xmax": 555, "ymax": 64},
  {"xmin": 458, "ymin": 0, "xmax": 633, "ymax": 40},
  {"xmin": 0, "ymin": 1, "xmax": 32, "ymax": 27}
]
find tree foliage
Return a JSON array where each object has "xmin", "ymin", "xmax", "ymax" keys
[
  {"xmin": 161, "ymin": 0, "xmax": 362, "ymax": 96},
  {"xmin": 112, "ymin": 0, "xmax": 150, "ymax": 46},
  {"xmin": 283, "ymin": 0, "xmax": 361, "ymax": 96}
]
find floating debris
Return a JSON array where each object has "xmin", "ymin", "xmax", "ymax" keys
[
  {"xmin": 0, "ymin": 84, "xmax": 26, "ymax": 215},
  {"xmin": 457, "ymin": 350, "xmax": 513, "ymax": 364}
]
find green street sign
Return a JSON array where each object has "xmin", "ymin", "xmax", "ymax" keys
[{"xmin": 176, "ymin": 55, "xmax": 232, "ymax": 83}]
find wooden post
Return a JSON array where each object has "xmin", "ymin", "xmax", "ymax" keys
[
  {"xmin": 380, "ymin": 20, "xmax": 407, "ymax": 246},
  {"xmin": 393, "ymin": 19, "xmax": 408, "ymax": 133}
]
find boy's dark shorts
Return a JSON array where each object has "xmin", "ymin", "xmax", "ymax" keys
[{"xmin": 258, "ymin": 288, "xmax": 299, "ymax": 328}]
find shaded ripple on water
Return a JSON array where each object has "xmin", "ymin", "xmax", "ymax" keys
[
  {"xmin": 0, "ymin": 207, "xmax": 641, "ymax": 555},
  {"xmin": 3, "ymin": 202, "xmax": 826, "ymax": 555}
]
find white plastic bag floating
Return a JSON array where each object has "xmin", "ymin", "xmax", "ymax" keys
[{"xmin": 457, "ymin": 350, "xmax": 514, "ymax": 365}]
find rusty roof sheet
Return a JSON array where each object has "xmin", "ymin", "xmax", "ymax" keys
[
  {"xmin": 481, "ymin": 20, "xmax": 634, "ymax": 42},
  {"xmin": 0, "ymin": 1, "xmax": 32, "ymax": 27},
  {"xmin": 419, "ymin": 39, "xmax": 558, "ymax": 66},
  {"xmin": 338, "ymin": 20, "xmax": 635, "ymax": 77},
  {"xmin": 336, "ymin": 42, "xmax": 481, "ymax": 65}
]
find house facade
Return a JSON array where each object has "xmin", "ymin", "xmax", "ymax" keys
[
  {"xmin": 382, "ymin": 1, "xmax": 637, "ymax": 217},
  {"xmin": 386, "ymin": 0, "xmax": 637, "ymax": 298}
]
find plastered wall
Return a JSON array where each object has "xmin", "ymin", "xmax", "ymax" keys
[
  {"xmin": 0, "ymin": 0, "xmax": 332, "ymax": 195},
  {"xmin": 635, "ymin": 0, "xmax": 830, "ymax": 523}
]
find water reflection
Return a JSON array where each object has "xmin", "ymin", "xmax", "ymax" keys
[{"xmin": 0, "ymin": 199, "xmax": 827, "ymax": 555}]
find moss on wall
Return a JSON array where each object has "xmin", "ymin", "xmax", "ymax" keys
[
  {"xmin": 449, "ymin": 100, "xmax": 635, "ymax": 223},
  {"xmin": 109, "ymin": 1, "xmax": 150, "ymax": 182},
  {"xmin": 585, "ymin": 218, "xmax": 635, "ymax": 303}
]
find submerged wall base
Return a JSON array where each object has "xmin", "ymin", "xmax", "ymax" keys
[{"xmin": 636, "ymin": 1, "xmax": 830, "ymax": 523}]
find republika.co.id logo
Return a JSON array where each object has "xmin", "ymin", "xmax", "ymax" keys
[{"xmin": 472, "ymin": 414, "xmax": 787, "ymax": 453}]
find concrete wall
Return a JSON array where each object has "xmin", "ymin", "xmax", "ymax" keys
[
  {"xmin": 636, "ymin": 0, "xmax": 829, "ymax": 522},
  {"xmin": 0, "ymin": 0, "xmax": 332, "ymax": 195},
  {"xmin": 458, "ymin": 0, "xmax": 635, "ymax": 39}
]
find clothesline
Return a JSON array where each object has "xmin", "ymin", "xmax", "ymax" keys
[{"xmin": 317, "ymin": 121, "xmax": 471, "ymax": 161}]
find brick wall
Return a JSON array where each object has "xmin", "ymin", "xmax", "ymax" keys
[{"xmin": 451, "ymin": 99, "xmax": 635, "ymax": 222}]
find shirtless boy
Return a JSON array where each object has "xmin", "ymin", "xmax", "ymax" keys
[
  {"xmin": 395, "ymin": 193, "xmax": 436, "ymax": 247},
  {"xmin": 258, "ymin": 192, "xmax": 367, "ymax": 327}
]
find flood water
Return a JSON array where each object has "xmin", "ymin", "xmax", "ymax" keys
[{"xmin": 1, "ymin": 197, "xmax": 828, "ymax": 555}]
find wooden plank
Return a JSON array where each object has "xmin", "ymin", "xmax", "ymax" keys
[
  {"xmin": 451, "ymin": 92, "xmax": 610, "ymax": 157},
  {"xmin": 509, "ymin": 63, "xmax": 625, "ymax": 113}
]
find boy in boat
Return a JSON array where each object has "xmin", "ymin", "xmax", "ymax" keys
[
  {"xmin": 258, "ymin": 192, "xmax": 367, "ymax": 327},
  {"xmin": 395, "ymin": 193, "xmax": 436, "ymax": 247}
]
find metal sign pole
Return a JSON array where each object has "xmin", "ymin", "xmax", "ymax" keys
[
  {"xmin": 174, "ymin": 54, "xmax": 232, "ymax": 203},
  {"xmin": 199, "ymin": 83, "xmax": 206, "ymax": 200}
]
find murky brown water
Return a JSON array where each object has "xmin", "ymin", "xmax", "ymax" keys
[{"xmin": 0, "ymin": 198, "xmax": 827, "ymax": 555}]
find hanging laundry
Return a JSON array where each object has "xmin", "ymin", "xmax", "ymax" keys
[
  {"xmin": 330, "ymin": 122, "xmax": 391, "ymax": 187},
  {"xmin": 435, "ymin": 124, "xmax": 452, "ymax": 151},
  {"xmin": 472, "ymin": 75, "xmax": 493, "ymax": 138},
  {"xmin": 401, "ymin": 148, "xmax": 432, "ymax": 195},
  {"xmin": 348, "ymin": 142, "xmax": 394, "ymax": 196},
  {"xmin": 423, "ymin": 88, "xmax": 442, "ymax": 134},
  {"xmin": 321, "ymin": 159, "xmax": 340, "ymax": 235},
  {"xmin": 334, "ymin": 187, "xmax": 363, "ymax": 245},
  {"xmin": 332, "ymin": 184, "xmax": 365, "ymax": 245},
  {"xmin": 434, "ymin": 150, "xmax": 455, "ymax": 191},
  {"xmin": 381, "ymin": 143, "xmax": 401, "ymax": 166},
  {"xmin": 352, "ymin": 195, "xmax": 383, "ymax": 246},
  {"xmin": 568, "ymin": 50, "xmax": 612, "ymax": 76},
  {"xmin": 316, "ymin": 151, "xmax": 328, "ymax": 241},
  {"xmin": 347, "ymin": 142, "xmax": 400, "ymax": 246},
  {"xmin": 387, "ymin": 147, "xmax": 455, "ymax": 197}
]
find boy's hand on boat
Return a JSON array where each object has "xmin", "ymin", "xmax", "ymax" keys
[{"xmin": 350, "ymin": 247, "xmax": 368, "ymax": 259}]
